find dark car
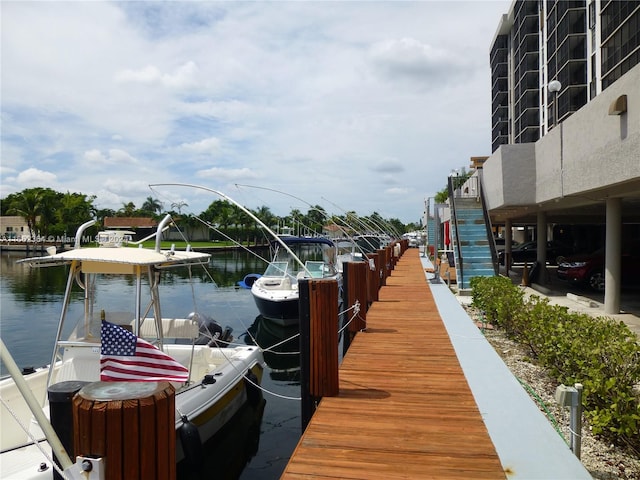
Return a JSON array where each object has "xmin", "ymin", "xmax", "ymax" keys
[
  {"xmin": 556, "ymin": 248, "xmax": 640, "ymax": 291},
  {"xmin": 499, "ymin": 240, "xmax": 573, "ymax": 265},
  {"xmin": 494, "ymin": 237, "xmax": 519, "ymax": 253}
]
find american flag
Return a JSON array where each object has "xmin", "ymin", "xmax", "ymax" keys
[{"xmin": 100, "ymin": 321, "xmax": 189, "ymax": 382}]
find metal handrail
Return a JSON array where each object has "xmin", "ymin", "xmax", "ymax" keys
[
  {"xmin": 447, "ymin": 176, "xmax": 464, "ymax": 289},
  {"xmin": 478, "ymin": 176, "xmax": 499, "ymax": 275}
]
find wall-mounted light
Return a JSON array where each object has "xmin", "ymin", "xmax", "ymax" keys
[{"xmin": 608, "ymin": 94, "xmax": 627, "ymax": 115}]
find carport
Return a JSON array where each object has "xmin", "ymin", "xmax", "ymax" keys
[{"xmin": 481, "ymin": 63, "xmax": 640, "ymax": 315}]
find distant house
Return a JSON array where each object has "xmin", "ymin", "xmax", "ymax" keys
[
  {"xmin": 0, "ymin": 216, "xmax": 35, "ymax": 240},
  {"xmin": 322, "ymin": 224, "xmax": 344, "ymax": 239}
]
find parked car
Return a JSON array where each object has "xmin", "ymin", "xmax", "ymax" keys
[
  {"xmin": 494, "ymin": 237, "xmax": 519, "ymax": 253},
  {"xmin": 498, "ymin": 240, "xmax": 574, "ymax": 265},
  {"xmin": 556, "ymin": 248, "xmax": 640, "ymax": 292}
]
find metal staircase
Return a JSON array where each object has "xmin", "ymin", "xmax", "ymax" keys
[{"xmin": 448, "ymin": 176, "xmax": 497, "ymax": 290}]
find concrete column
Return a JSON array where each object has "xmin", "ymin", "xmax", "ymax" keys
[
  {"xmin": 505, "ymin": 219, "xmax": 513, "ymax": 274},
  {"xmin": 537, "ymin": 211, "xmax": 547, "ymax": 285},
  {"xmin": 604, "ymin": 197, "xmax": 622, "ymax": 314}
]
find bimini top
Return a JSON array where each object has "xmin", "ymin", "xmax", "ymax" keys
[
  {"xmin": 18, "ymin": 246, "xmax": 210, "ymax": 270},
  {"xmin": 273, "ymin": 236, "xmax": 335, "ymax": 247}
]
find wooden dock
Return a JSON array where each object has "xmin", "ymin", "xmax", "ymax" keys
[{"xmin": 281, "ymin": 248, "xmax": 506, "ymax": 479}]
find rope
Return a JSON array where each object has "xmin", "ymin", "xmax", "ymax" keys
[
  {"xmin": 242, "ymin": 370, "xmax": 301, "ymax": 401},
  {"xmin": 0, "ymin": 396, "xmax": 71, "ymax": 479},
  {"xmin": 338, "ymin": 300, "xmax": 362, "ymax": 336}
]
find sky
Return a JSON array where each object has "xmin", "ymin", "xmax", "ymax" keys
[{"xmin": 1, "ymin": 1, "xmax": 510, "ymax": 225}]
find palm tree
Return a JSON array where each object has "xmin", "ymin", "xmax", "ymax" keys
[
  {"xmin": 141, "ymin": 197, "xmax": 163, "ymax": 215},
  {"xmin": 7, "ymin": 189, "xmax": 42, "ymax": 239},
  {"xmin": 118, "ymin": 202, "xmax": 136, "ymax": 217},
  {"xmin": 171, "ymin": 201, "xmax": 188, "ymax": 215}
]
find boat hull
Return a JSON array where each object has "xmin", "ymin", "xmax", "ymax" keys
[{"xmin": 251, "ymin": 294, "xmax": 299, "ymax": 326}]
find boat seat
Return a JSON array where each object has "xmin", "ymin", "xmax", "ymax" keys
[
  {"xmin": 136, "ymin": 318, "xmax": 200, "ymax": 339},
  {"xmin": 56, "ymin": 347, "xmax": 100, "ymax": 383}
]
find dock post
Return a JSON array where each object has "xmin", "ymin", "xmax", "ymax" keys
[
  {"xmin": 341, "ymin": 261, "xmax": 368, "ymax": 355},
  {"xmin": 73, "ymin": 381, "xmax": 176, "ymax": 480},
  {"xmin": 48, "ymin": 381, "xmax": 90, "ymax": 480},
  {"xmin": 366, "ymin": 253, "xmax": 380, "ymax": 303},
  {"xmin": 377, "ymin": 248, "xmax": 388, "ymax": 286},
  {"xmin": 299, "ymin": 278, "xmax": 339, "ymax": 431}
]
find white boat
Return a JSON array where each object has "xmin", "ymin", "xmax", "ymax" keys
[
  {"xmin": 0, "ymin": 215, "xmax": 264, "ymax": 479},
  {"xmin": 250, "ymin": 236, "xmax": 341, "ymax": 326}
]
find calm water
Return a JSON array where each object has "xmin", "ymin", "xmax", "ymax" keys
[{"xmin": 0, "ymin": 249, "xmax": 303, "ymax": 479}]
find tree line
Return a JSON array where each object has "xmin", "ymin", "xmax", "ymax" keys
[{"xmin": 1, "ymin": 187, "xmax": 415, "ymax": 242}]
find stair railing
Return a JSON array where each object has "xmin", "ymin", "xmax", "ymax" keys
[
  {"xmin": 448, "ymin": 176, "xmax": 464, "ymax": 289},
  {"xmin": 477, "ymin": 175, "xmax": 499, "ymax": 275}
]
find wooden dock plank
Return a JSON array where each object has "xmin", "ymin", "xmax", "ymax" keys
[{"xmin": 281, "ymin": 248, "xmax": 506, "ymax": 479}]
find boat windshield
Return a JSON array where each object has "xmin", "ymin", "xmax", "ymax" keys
[
  {"xmin": 264, "ymin": 261, "xmax": 289, "ymax": 277},
  {"xmin": 304, "ymin": 261, "xmax": 325, "ymax": 278}
]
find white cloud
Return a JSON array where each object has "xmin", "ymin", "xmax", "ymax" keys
[
  {"xmin": 114, "ymin": 61, "xmax": 199, "ymax": 88},
  {"xmin": 83, "ymin": 149, "xmax": 137, "ymax": 166},
  {"xmin": 369, "ymin": 37, "xmax": 469, "ymax": 86},
  {"xmin": 386, "ymin": 187, "xmax": 410, "ymax": 195},
  {"xmin": 179, "ymin": 137, "xmax": 222, "ymax": 155},
  {"xmin": 16, "ymin": 168, "xmax": 57, "ymax": 186},
  {"xmin": 1, "ymin": 1, "xmax": 512, "ymax": 223},
  {"xmin": 197, "ymin": 167, "xmax": 259, "ymax": 182}
]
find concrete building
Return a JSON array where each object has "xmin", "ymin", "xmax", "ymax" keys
[
  {"xmin": 0, "ymin": 216, "xmax": 34, "ymax": 240},
  {"xmin": 483, "ymin": 0, "xmax": 640, "ymax": 314}
]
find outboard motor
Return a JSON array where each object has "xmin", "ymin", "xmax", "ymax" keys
[
  {"xmin": 188, "ymin": 312, "xmax": 222, "ymax": 345},
  {"xmin": 188, "ymin": 312, "xmax": 233, "ymax": 347}
]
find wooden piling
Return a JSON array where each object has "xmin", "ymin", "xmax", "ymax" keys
[
  {"xmin": 366, "ymin": 253, "xmax": 380, "ymax": 303},
  {"xmin": 342, "ymin": 261, "xmax": 368, "ymax": 353},
  {"xmin": 299, "ymin": 278, "xmax": 339, "ymax": 430},
  {"xmin": 73, "ymin": 381, "xmax": 176, "ymax": 480}
]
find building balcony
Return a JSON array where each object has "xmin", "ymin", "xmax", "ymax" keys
[
  {"xmin": 492, "ymin": 119, "xmax": 509, "ymax": 138},
  {"xmin": 491, "ymin": 50, "xmax": 508, "ymax": 70},
  {"xmin": 492, "ymin": 105, "xmax": 509, "ymax": 122},
  {"xmin": 558, "ymin": 59, "xmax": 587, "ymax": 87},
  {"xmin": 515, "ymin": 50, "xmax": 539, "ymax": 73},
  {"xmin": 556, "ymin": 34, "xmax": 586, "ymax": 67},
  {"xmin": 556, "ymin": 7, "xmax": 587, "ymax": 39},
  {"xmin": 492, "ymin": 61, "xmax": 508, "ymax": 80},
  {"xmin": 491, "ymin": 70, "xmax": 508, "ymax": 89},
  {"xmin": 517, "ymin": 125, "xmax": 540, "ymax": 144},
  {"xmin": 515, "ymin": 32, "xmax": 540, "ymax": 56},
  {"xmin": 515, "ymin": 0, "xmax": 538, "ymax": 17},
  {"xmin": 491, "ymin": 135, "xmax": 509, "ymax": 153}
]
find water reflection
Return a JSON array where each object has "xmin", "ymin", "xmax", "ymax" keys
[
  {"xmin": 177, "ymin": 396, "xmax": 266, "ymax": 480},
  {"xmin": 245, "ymin": 316, "xmax": 300, "ymax": 383}
]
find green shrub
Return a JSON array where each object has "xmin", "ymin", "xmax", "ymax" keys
[
  {"xmin": 470, "ymin": 276, "xmax": 640, "ymax": 448},
  {"xmin": 469, "ymin": 276, "xmax": 523, "ymax": 331}
]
